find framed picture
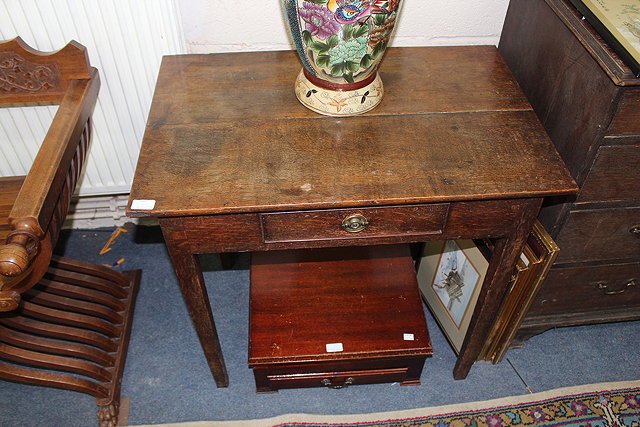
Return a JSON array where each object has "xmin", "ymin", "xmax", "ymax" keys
[
  {"xmin": 569, "ymin": 0, "xmax": 640, "ymax": 76},
  {"xmin": 416, "ymin": 240, "xmax": 488, "ymax": 353}
]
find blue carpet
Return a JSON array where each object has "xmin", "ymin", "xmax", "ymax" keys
[{"xmin": 0, "ymin": 225, "xmax": 638, "ymax": 426}]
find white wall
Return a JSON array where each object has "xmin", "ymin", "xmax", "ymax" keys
[{"xmin": 178, "ymin": 0, "xmax": 511, "ymax": 54}]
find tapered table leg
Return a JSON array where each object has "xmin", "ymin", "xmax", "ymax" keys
[
  {"xmin": 161, "ymin": 225, "xmax": 228, "ymax": 387},
  {"xmin": 453, "ymin": 198, "xmax": 542, "ymax": 380}
]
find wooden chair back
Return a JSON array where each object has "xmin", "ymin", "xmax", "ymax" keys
[{"xmin": 0, "ymin": 37, "xmax": 100, "ymax": 311}]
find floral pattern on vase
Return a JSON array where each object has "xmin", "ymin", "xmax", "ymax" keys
[
  {"xmin": 284, "ymin": 0, "xmax": 401, "ymax": 116},
  {"xmin": 285, "ymin": 0, "xmax": 401, "ymax": 85}
]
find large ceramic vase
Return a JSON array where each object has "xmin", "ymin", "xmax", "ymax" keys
[{"xmin": 284, "ymin": 0, "xmax": 402, "ymax": 116}]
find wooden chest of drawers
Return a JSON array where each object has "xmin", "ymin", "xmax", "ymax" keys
[
  {"xmin": 499, "ymin": 0, "xmax": 640, "ymax": 343},
  {"xmin": 249, "ymin": 244, "xmax": 431, "ymax": 393}
]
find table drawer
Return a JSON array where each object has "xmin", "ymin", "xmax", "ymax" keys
[
  {"xmin": 555, "ymin": 207, "xmax": 640, "ymax": 264},
  {"xmin": 260, "ymin": 204, "xmax": 449, "ymax": 244},
  {"xmin": 577, "ymin": 145, "xmax": 640, "ymax": 203},
  {"xmin": 527, "ymin": 261, "xmax": 640, "ymax": 317}
]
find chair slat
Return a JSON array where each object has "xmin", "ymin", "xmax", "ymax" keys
[
  {"xmin": 34, "ymin": 279, "xmax": 126, "ymax": 312},
  {"xmin": 0, "ymin": 315, "xmax": 117, "ymax": 352},
  {"xmin": 20, "ymin": 301, "xmax": 121, "ymax": 338},
  {"xmin": 24, "ymin": 288, "xmax": 124, "ymax": 324},
  {"xmin": 0, "ymin": 324, "xmax": 114, "ymax": 366},
  {"xmin": 0, "ymin": 360, "xmax": 109, "ymax": 399},
  {"xmin": 0, "ymin": 342, "xmax": 112, "ymax": 382}
]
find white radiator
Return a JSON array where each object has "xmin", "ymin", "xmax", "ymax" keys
[{"xmin": 0, "ymin": 0, "xmax": 186, "ymax": 196}]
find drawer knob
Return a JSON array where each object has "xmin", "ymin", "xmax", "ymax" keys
[
  {"xmin": 321, "ymin": 377, "xmax": 354, "ymax": 389},
  {"xmin": 595, "ymin": 279, "xmax": 636, "ymax": 296},
  {"xmin": 341, "ymin": 214, "xmax": 369, "ymax": 233},
  {"xmin": 630, "ymin": 225, "xmax": 640, "ymax": 239}
]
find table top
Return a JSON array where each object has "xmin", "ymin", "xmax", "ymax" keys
[{"xmin": 128, "ymin": 46, "xmax": 577, "ymax": 218}]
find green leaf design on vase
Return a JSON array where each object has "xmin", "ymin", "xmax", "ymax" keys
[
  {"xmin": 343, "ymin": 72, "xmax": 355, "ymax": 84},
  {"xmin": 353, "ymin": 23, "xmax": 369, "ymax": 38},
  {"xmin": 316, "ymin": 54, "xmax": 331, "ymax": 68},
  {"xmin": 374, "ymin": 13, "xmax": 387, "ymax": 26},
  {"xmin": 302, "ymin": 30, "xmax": 313, "ymax": 46},
  {"xmin": 310, "ymin": 41, "xmax": 330, "ymax": 52},
  {"xmin": 327, "ymin": 36, "xmax": 368, "ymax": 80},
  {"xmin": 360, "ymin": 54, "xmax": 373, "ymax": 68},
  {"xmin": 326, "ymin": 34, "xmax": 339, "ymax": 49}
]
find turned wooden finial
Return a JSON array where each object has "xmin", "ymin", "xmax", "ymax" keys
[{"xmin": 0, "ymin": 243, "xmax": 30, "ymax": 277}]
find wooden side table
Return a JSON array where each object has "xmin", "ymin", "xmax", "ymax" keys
[{"xmin": 127, "ymin": 46, "xmax": 577, "ymax": 385}]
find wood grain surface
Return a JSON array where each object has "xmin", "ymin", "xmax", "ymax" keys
[{"xmin": 249, "ymin": 244, "xmax": 431, "ymax": 364}]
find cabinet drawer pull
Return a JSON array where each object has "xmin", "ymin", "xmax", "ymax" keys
[
  {"xmin": 630, "ymin": 225, "xmax": 640, "ymax": 239},
  {"xmin": 321, "ymin": 377, "xmax": 354, "ymax": 389},
  {"xmin": 341, "ymin": 214, "xmax": 369, "ymax": 233},
  {"xmin": 595, "ymin": 279, "xmax": 636, "ymax": 295}
]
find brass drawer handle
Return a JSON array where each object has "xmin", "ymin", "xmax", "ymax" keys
[
  {"xmin": 341, "ymin": 214, "xmax": 369, "ymax": 233},
  {"xmin": 595, "ymin": 279, "xmax": 636, "ymax": 295},
  {"xmin": 630, "ymin": 225, "xmax": 640, "ymax": 239},
  {"xmin": 321, "ymin": 377, "xmax": 354, "ymax": 389}
]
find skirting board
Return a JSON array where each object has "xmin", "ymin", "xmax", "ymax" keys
[{"xmin": 64, "ymin": 194, "xmax": 158, "ymax": 229}]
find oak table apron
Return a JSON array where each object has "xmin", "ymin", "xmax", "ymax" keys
[{"xmin": 127, "ymin": 46, "xmax": 577, "ymax": 386}]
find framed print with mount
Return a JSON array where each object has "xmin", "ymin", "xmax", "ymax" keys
[
  {"xmin": 568, "ymin": 0, "xmax": 640, "ymax": 76},
  {"xmin": 417, "ymin": 240, "xmax": 488, "ymax": 353}
]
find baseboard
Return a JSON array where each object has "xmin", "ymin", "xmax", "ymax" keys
[{"xmin": 64, "ymin": 194, "xmax": 159, "ymax": 229}]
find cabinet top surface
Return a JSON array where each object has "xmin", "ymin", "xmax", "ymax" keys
[{"xmin": 128, "ymin": 46, "xmax": 577, "ymax": 217}]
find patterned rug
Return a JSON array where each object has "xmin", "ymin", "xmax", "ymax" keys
[{"xmin": 135, "ymin": 380, "xmax": 640, "ymax": 427}]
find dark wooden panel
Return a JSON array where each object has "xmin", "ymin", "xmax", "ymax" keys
[
  {"xmin": 249, "ymin": 245, "xmax": 431, "ymax": 365},
  {"xmin": 608, "ymin": 89, "xmax": 640, "ymax": 136},
  {"xmin": 527, "ymin": 262, "xmax": 640, "ymax": 316},
  {"xmin": 577, "ymin": 145, "xmax": 640, "ymax": 203},
  {"xmin": 555, "ymin": 207, "xmax": 640, "ymax": 263},
  {"xmin": 499, "ymin": 0, "xmax": 618, "ymax": 185},
  {"xmin": 260, "ymin": 204, "xmax": 448, "ymax": 243}
]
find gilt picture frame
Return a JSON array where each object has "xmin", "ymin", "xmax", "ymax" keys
[{"xmin": 417, "ymin": 240, "xmax": 488, "ymax": 353}]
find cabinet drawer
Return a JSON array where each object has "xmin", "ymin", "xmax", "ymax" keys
[
  {"xmin": 260, "ymin": 204, "xmax": 449, "ymax": 244},
  {"xmin": 577, "ymin": 145, "xmax": 640, "ymax": 203},
  {"xmin": 527, "ymin": 262, "xmax": 640, "ymax": 317},
  {"xmin": 265, "ymin": 367, "xmax": 409, "ymax": 390},
  {"xmin": 607, "ymin": 89, "xmax": 640, "ymax": 136},
  {"xmin": 555, "ymin": 207, "xmax": 640, "ymax": 264}
]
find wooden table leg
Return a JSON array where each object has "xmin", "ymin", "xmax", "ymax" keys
[
  {"xmin": 453, "ymin": 198, "xmax": 542, "ymax": 380},
  {"xmin": 161, "ymin": 225, "xmax": 229, "ymax": 387}
]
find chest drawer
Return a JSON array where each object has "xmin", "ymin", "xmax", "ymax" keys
[
  {"xmin": 607, "ymin": 89, "xmax": 640, "ymax": 136},
  {"xmin": 527, "ymin": 261, "xmax": 640, "ymax": 317},
  {"xmin": 577, "ymin": 145, "xmax": 640, "ymax": 203},
  {"xmin": 555, "ymin": 207, "xmax": 640, "ymax": 264},
  {"xmin": 253, "ymin": 360, "xmax": 421, "ymax": 392},
  {"xmin": 260, "ymin": 204, "xmax": 449, "ymax": 244}
]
